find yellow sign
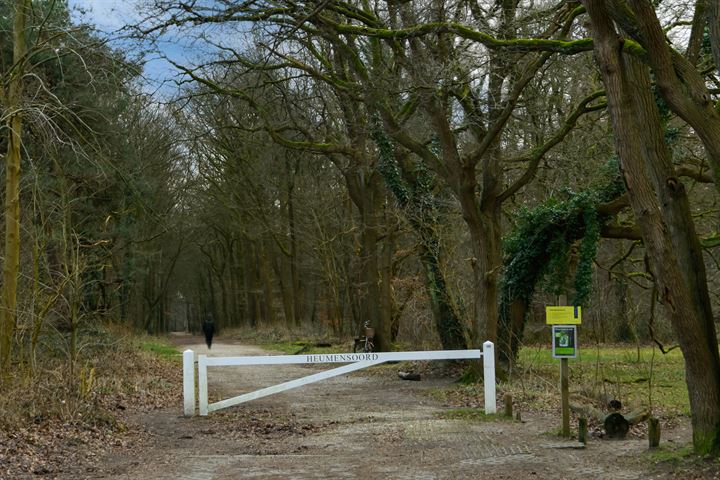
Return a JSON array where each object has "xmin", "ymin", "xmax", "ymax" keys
[{"xmin": 546, "ymin": 306, "xmax": 582, "ymax": 325}]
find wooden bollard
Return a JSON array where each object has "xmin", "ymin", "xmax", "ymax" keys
[
  {"xmin": 578, "ymin": 417, "xmax": 588, "ymax": 444},
  {"xmin": 649, "ymin": 418, "xmax": 661, "ymax": 448},
  {"xmin": 504, "ymin": 394, "xmax": 513, "ymax": 417}
]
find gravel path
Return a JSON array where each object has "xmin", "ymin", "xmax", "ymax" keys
[{"xmin": 78, "ymin": 338, "xmax": 691, "ymax": 480}]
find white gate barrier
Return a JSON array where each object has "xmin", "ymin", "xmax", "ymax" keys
[{"xmin": 183, "ymin": 341, "xmax": 496, "ymax": 417}]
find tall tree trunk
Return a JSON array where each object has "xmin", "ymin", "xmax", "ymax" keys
[
  {"xmin": 241, "ymin": 239, "xmax": 255, "ymax": 327},
  {"xmin": 229, "ymin": 242, "xmax": 242, "ymax": 327},
  {"xmin": 458, "ymin": 177, "xmax": 502, "ymax": 351},
  {"xmin": 218, "ymin": 267, "xmax": 228, "ymax": 328},
  {"xmin": 0, "ymin": 0, "xmax": 29, "ymax": 376},
  {"xmin": 286, "ymin": 155, "xmax": 303, "ymax": 326},
  {"xmin": 610, "ymin": 0, "xmax": 720, "ymax": 189},
  {"xmin": 344, "ymin": 163, "xmax": 393, "ymax": 351},
  {"xmin": 376, "ymin": 135, "xmax": 468, "ymax": 350},
  {"xmin": 418, "ymin": 237, "xmax": 467, "ymax": 350},
  {"xmin": 614, "ymin": 244, "xmax": 634, "ymax": 342},
  {"xmin": 259, "ymin": 243, "xmax": 275, "ymax": 324},
  {"xmin": 359, "ymin": 194, "xmax": 390, "ymax": 350},
  {"xmin": 584, "ymin": 0, "xmax": 720, "ymax": 454},
  {"xmin": 476, "ymin": 207, "xmax": 502, "ymax": 350},
  {"xmin": 380, "ymin": 225, "xmax": 394, "ymax": 346},
  {"xmin": 706, "ymin": 0, "xmax": 720, "ymax": 77},
  {"xmin": 275, "ymin": 256, "xmax": 295, "ymax": 327}
]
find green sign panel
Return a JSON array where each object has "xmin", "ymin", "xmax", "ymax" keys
[{"xmin": 552, "ymin": 325, "xmax": 577, "ymax": 358}]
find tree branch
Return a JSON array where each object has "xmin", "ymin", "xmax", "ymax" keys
[{"xmin": 498, "ymin": 90, "xmax": 607, "ymax": 202}]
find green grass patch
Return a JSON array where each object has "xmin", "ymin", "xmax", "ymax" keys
[
  {"xmin": 541, "ymin": 427, "xmax": 566, "ymax": 437},
  {"xmin": 264, "ymin": 341, "xmax": 346, "ymax": 355},
  {"xmin": 645, "ymin": 445, "xmax": 720, "ymax": 478},
  {"xmin": 647, "ymin": 445, "xmax": 694, "ymax": 464},
  {"xmin": 512, "ymin": 344, "xmax": 689, "ymax": 417},
  {"xmin": 427, "ymin": 344, "xmax": 690, "ymax": 421},
  {"xmin": 224, "ymin": 325, "xmax": 351, "ymax": 354},
  {"xmin": 139, "ymin": 339, "xmax": 180, "ymax": 360},
  {"xmin": 437, "ymin": 408, "xmax": 510, "ymax": 422}
]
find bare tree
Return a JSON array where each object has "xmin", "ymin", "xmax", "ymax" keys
[{"xmin": 0, "ymin": 0, "xmax": 30, "ymax": 376}]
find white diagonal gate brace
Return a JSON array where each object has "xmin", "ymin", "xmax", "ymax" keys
[{"xmin": 183, "ymin": 342, "xmax": 496, "ymax": 416}]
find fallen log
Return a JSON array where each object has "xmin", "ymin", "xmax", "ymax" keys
[
  {"xmin": 541, "ymin": 442, "xmax": 586, "ymax": 450},
  {"xmin": 625, "ymin": 407, "xmax": 650, "ymax": 425},
  {"xmin": 603, "ymin": 377, "xmax": 649, "ymax": 384},
  {"xmin": 570, "ymin": 403, "xmax": 629, "ymax": 439}
]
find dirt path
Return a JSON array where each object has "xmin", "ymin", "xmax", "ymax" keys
[{"xmin": 79, "ymin": 338, "xmax": 691, "ymax": 480}]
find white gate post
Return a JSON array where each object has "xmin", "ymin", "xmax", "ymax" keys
[
  {"xmin": 183, "ymin": 349, "xmax": 195, "ymax": 416},
  {"xmin": 483, "ymin": 341, "xmax": 497, "ymax": 414},
  {"xmin": 198, "ymin": 354, "xmax": 209, "ymax": 416},
  {"xmin": 187, "ymin": 348, "xmax": 488, "ymax": 415}
]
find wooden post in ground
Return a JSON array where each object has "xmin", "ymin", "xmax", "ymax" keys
[
  {"xmin": 504, "ymin": 394, "xmax": 513, "ymax": 417},
  {"xmin": 559, "ymin": 295, "xmax": 570, "ymax": 437},
  {"xmin": 578, "ymin": 417, "xmax": 588, "ymax": 443},
  {"xmin": 561, "ymin": 357, "xmax": 570, "ymax": 436},
  {"xmin": 649, "ymin": 418, "xmax": 661, "ymax": 448}
]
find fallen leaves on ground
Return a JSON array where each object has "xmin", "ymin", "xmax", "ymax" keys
[
  {"xmin": 204, "ymin": 408, "xmax": 336, "ymax": 440},
  {"xmin": 0, "ymin": 336, "xmax": 183, "ymax": 478}
]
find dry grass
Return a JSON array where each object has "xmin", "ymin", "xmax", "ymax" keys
[{"xmin": 0, "ymin": 324, "xmax": 182, "ymax": 478}]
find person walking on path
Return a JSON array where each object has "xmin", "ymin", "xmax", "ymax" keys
[{"xmin": 202, "ymin": 313, "xmax": 215, "ymax": 349}]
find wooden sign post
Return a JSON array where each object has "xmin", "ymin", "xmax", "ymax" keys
[{"xmin": 546, "ymin": 299, "xmax": 581, "ymax": 438}]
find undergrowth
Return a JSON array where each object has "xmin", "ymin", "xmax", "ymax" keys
[
  {"xmin": 435, "ymin": 344, "xmax": 688, "ymax": 421},
  {"xmin": 0, "ymin": 324, "xmax": 182, "ymax": 430},
  {"xmin": 140, "ymin": 339, "xmax": 182, "ymax": 360},
  {"xmin": 225, "ymin": 324, "xmax": 352, "ymax": 354},
  {"xmin": 0, "ymin": 324, "xmax": 183, "ymax": 477}
]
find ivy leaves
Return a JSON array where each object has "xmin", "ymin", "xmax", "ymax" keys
[{"xmin": 501, "ymin": 159, "xmax": 624, "ymax": 310}]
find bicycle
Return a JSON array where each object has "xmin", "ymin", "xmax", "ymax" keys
[{"xmin": 353, "ymin": 320, "xmax": 375, "ymax": 353}]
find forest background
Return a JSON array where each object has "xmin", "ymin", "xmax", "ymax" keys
[{"xmin": 2, "ymin": 0, "xmax": 720, "ymax": 467}]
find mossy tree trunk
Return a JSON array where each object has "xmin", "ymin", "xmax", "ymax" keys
[
  {"xmin": 0, "ymin": 0, "xmax": 30, "ymax": 377},
  {"xmin": 373, "ymin": 131, "xmax": 467, "ymax": 350},
  {"xmin": 584, "ymin": 0, "xmax": 720, "ymax": 455},
  {"xmin": 608, "ymin": 0, "xmax": 720, "ymax": 191},
  {"xmin": 417, "ymin": 239, "xmax": 467, "ymax": 350},
  {"xmin": 286, "ymin": 155, "xmax": 303, "ymax": 327},
  {"xmin": 347, "ymin": 166, "xmax": 393, "ymax": 352}
]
